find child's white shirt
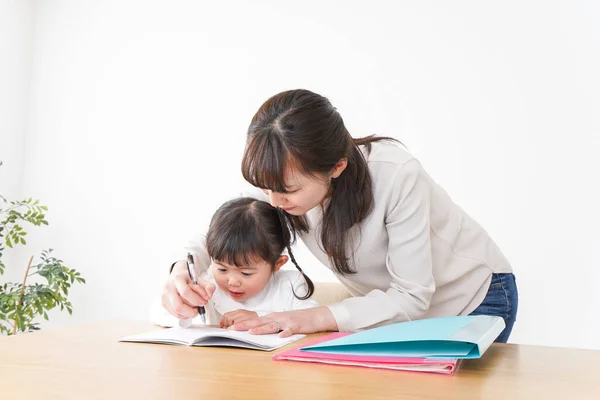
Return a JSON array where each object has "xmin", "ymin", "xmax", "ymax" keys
[{"xmin": 150, "ymin": 269, "xmax": 319, "ymax": 327}]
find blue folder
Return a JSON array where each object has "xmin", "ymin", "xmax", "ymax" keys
[{"xmin": 300, "ymin": 315, "xmax": 505, "ymax": 359}]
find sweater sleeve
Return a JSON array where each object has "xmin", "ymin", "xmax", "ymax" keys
[{"xmin": 327, "ymin": 159, "xmax": 435, "ymax": 331}]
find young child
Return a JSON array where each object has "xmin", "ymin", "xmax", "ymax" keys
[{"xmin": 151, "ymin": 197, "xmax": 318, "ymax": 328}]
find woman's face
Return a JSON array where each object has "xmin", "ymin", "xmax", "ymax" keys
[
  {"xmin": 260, "ymin": 159, "xmax": 347, "ymax": 216},
  {"xmin": 262, "ymin": 168, "xmax": 330, "ymax": 216}
]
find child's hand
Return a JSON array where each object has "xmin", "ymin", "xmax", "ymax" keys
[{"xmin": 220, "ymin": 309, "xmax": 259, "ymax": 328}]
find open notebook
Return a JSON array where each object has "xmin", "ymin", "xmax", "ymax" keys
[
  {"xmin": 119, "ymin": 326, "xmax": 305, "ymax": 351},
  {"xmin": 274, "ymin": 333, "xmax": 458, "ymax": 375}
]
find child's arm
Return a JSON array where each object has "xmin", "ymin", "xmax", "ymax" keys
[{"xmin": 149, "ymin": 297, "xmax": 178, "ymax": 327}]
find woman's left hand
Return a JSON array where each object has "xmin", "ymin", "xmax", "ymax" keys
[{"xmin": 230, "ymin": 306, "xmax": 338, "ymax": 338}]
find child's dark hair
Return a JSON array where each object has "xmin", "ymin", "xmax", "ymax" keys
[{"xmin": 205, "ymin": 197, "xmax": 314, "ymax": 300}]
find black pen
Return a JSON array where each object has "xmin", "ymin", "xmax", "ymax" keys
[{"xmin": 186, "ymin": 253, "xmax": 207, "ymax": 324}]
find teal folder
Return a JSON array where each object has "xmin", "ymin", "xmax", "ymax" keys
[{"xmin": 300, "ymin": 315, "xmax": 505, "ymax": 359}]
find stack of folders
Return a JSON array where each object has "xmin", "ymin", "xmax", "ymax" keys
[{"xmin": 273, "ymin": 315, "xmax": 505, "ymax": 375}]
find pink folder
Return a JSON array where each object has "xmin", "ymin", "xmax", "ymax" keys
[{"xmin": 273, "ymin": 332, "xmax": 458, "ymax": 375}]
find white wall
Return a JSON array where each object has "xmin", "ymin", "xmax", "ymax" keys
[
  {"xmin": 11, "ymin": 0, "xmax": 600, "ymax": 349},
  {"xmin": 0, "ymin": 0, "xmax": 34, "ymax": 281}
]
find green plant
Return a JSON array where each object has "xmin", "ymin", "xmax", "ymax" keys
[{"xmin": 0, "ymin": 161, "xmax": 85, "ymax": 335}]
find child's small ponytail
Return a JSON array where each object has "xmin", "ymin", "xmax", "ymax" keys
[{"xmin": 277, "ymin": 208, "xmax": 315, "ymax": 300}]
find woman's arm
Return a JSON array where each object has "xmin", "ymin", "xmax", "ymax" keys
[{"xmin": 327, "ymin": 159, "xmax": 435, "ymax": 331}]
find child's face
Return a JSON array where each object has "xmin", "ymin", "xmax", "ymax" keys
[{"xmin": 211, "ymin": 255, "xmax": 288, "ymax": 302}]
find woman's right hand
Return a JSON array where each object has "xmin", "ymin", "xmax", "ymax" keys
[{"xmin": 161, "ymin": 260, "xmax": 216, "ymax": 319}]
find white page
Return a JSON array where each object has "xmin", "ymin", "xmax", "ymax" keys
[{"xmin": 120, "ymin": 326, "xmax": 305, "ymax": 351}]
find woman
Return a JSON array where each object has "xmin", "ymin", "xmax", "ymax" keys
[{"xmin": 162, "ymin": 89, "xmax": 518, "ymax": 342}]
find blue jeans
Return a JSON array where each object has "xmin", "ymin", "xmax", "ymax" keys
[{"xmin": 469, "ymin": 273, "xmax": 518, "ymax": 343}]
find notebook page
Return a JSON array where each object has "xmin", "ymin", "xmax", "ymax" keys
[
  {"xmin": 190, "ymin": 328, "xmax": 305, "ymax": 350},
  {"xmin": 120, "ymin": 326, "xmax": 216, "ymax": 345},
  {"xmin": 120, "ymin": 326, "xmax": 305, "ymax": 351}
]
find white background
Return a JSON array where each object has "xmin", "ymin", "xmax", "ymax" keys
[{"xmin": 1, "ymin": 0, "xmax": 599, "ymax": 349}]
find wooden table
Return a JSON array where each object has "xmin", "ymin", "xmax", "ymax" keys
[{"xmin": 1, "ymin": 321, "xmax": 599, "ymax": 399}]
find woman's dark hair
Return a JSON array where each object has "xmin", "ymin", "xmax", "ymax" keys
[
  {"xmin": 241, "ymin": 89, "xmax": 398, "ymax": 275},
  {"xmin": 205, "ymin": 197, "xmax": 314, "ymax": 300}
]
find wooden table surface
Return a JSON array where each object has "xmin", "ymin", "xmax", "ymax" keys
[{"xmin": 1, "ymin": 321, "xmax": 599, "ymax": 399}]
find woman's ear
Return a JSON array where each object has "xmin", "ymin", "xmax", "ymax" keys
[
  {"xmin": 330, "ymin": 158, "xmax": 348, "ymax": 179},
  {"xmin": 274, "ymin": 255, "xmax": 289, "ymax": 272}
]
